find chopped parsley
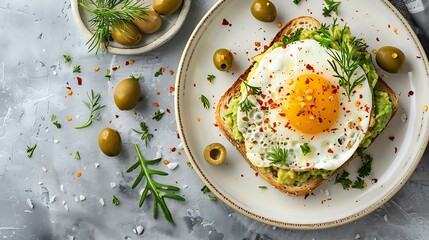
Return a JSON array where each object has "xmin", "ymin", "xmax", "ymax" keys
[
  {"xmin": 357, "ymin": 152, "xmax": 373, "ymax": 178},
  {"xmin": 293, "ymin": 0, "xmax": 301, "ymax": 4},
  {"xmin": 112, "ymin": 195, "xmax": 120, "ymax": 206},
  {"xmin": 351, "ymin": 177, "xmax": 365, "ymax": 189},
  {"xmin": 186, "ymin": 162, "xmax": 193, "ymax": 168},
  {"xmin": 201, "ymin": 185, "xmax": 210, "ymax": 194},
  {"xmin": 154, "ymin": 68, "xmax": 164, "ymax": 77},
  {"xmin": 73, "ymin": 65, "xmax": 81, "ymax": 73},
  {"xmin": 199, "ymin": 95, "xmax": 210, "ymax": 109},
  {"xmin": 335, "ymin": 170, "xmax": 352, "ymax": 190},
  {"xmin": 75, "ymin": 151, "xmax": 81, "ymax": 160},
  {"xmin": 26, "ymin": 144, "xmax": 37, "ymax": 158},
  {"xmin": 63, "ymin": 55, "xmax": 71, "ymax": 63},
  {"xmin": 300, "ymin": 143, "xmax": 311, "ymax": 156},
  {"xmin": 323, "ymin": 0, "xmax": 341, "ymax": 17},
  {"xmin": 152, "ymin": 109, "xmax": 165, "ymax": 121},
  {"xmin": 104, "ymin": 69, "xmax": 111, "ymax": 80},
  {"xmin": 207, "ymin": 74, "xmax": 216, "ymax": 83}
]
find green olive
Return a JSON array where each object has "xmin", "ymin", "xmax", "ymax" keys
[
  {"xmin": 376, "ymin": 46, "xmax": 405, "ymax": 74},
  {"xmin": 251, "ymin": 0, "xmax": 277, "ymax": 23},
  {"xmin": 213, "ymin": 48, "xmax": 234, "ymax": 71},
  {"xmin": 111, "ymin": 21, "xmax": 142, "ymax": 46},
  {"xmin": 153, "ymin": 0, "xmax": 183, "ymax": 15},
  {"xmin": 204, "ymin": 143, "xmax": 227, "ymax": 166},
  {"xmin": 133, "ymin": 10, "xmax": 162, "ymax": 34},
  {"xmin": 98, "ymin": 128, "xmax": 122, "ymax": 157},
  {"xmin": 114, "ymin": 78, "xmax": 141, "ymax": 110}
]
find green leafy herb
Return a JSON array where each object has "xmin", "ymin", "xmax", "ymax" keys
[
  {"xmin": 79, "ymin": 0, "xmax": 147, "ymax": 54},
  {"xmin": 154, "ymin": 68, "xmax": 164, "ymax": 77},
  {"xmin": 323, "ymin": 0, "xmax": 341, "ymax": 17},
  {"xmin": 266, "ymin": 145, "xmax": 289, "ymax": 165},
  {"xmin": 75, "ymin": 151, "xmax": 81, "ymax": 160},
  {"xmin": 239, "ymin": 79, "xmax": 261, "ymax": 115},
  {"xmin": 73, "ymin": 65, "xmax": 81, "ymax": 73},
  {"xmin": 112, "ymin": 195, "xmax": 120, "ymax": 205},
  {"xmin": 152, "ymin": 110, "xmax": 165, "ymax": 121},
  {"xmin": 282, "ymin": 29, "xmax": 302, "ymax": 45},
  {"xmin": 53, "ymin": 121, "xmax": 61, "ymax": 128},
  {"xmin": 258, "ymin": 185, "xmax": 267, "ymax": 189},
  {"xmin": 51, "ymin": 114, "xmax": 56, "ymax": 121},
  {"xmin": 199, "ymin": 95, "xmax": 210, "ymax": 109},
  {"xmin": 133, "ymin": 121, "xmax": 153, "ymax": 146},
  {"xmin": 352, "ymin": 177, "xmax": 365, "ymax": 189},
  {"xmin": 104, "ymin": 69, "xmax": 111, "ymax": 79},
  {"xmin": 335, "ymin": 170, "xmax": 352, "ymax": 190},
  {"xmin": 208, "ymin": 195, "xmax": 217, "ymax": 201},
  {"xmin": 26, "ymin": 144, "xmax": 37, "ymax": 158},
  {"xmin": 186, "ymin": 162, "xmax": 193, "ymax": 168},
  {"xmin": 293, "ymin": 0, "xmax": 301, "ymax": 4},
  {"xmin": 130, "ymin": 74, "xmax": 141, "ymax": 81},
  {"xmin": 127, "ymin": 144, "xmax": 185, "ymax": 224},
  {"xmin": 74, "ymin": 90, "xmax": 106, "ymax": 129},
  {"xmin": 300, "ymin": 143, "xmax": 311, "ymax": 156},
  {"xmin": 207, "ymin": 74, "xmax": 216, "ymax": 83},
  {"xmin": 201, "ymin": 185, "xmax": 210, "ymax": 194},
  {"xmin": 63, "ymin": 55, "xmax": 71, "ymax": 63},
  {"xmin": 357, "ymin": 151, "xmax": 373, "ymax": 178},
  {"xmin": 51, "ymin": 114, "xmax": 62, "ymax": 128}
]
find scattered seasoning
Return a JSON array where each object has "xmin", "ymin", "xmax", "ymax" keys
[
  {"xmin": 163, "ymin": 159, "xmax": 170, "ymax": 165},
  {"xmin": 389, "ymin": 136, "xmax": 395, "ymax": 141},
  {"xmin": 153, "ymin": 102, "xmax": 160, "ymax": 107},
  {"xmin": 75, "ymin": 151, "xmax": 81, "ymax": 160},
  {"xmin": 208, "ymin": 195, "xmax": 217, "ymax": 201},
  {"xmin": 130, "ymin": 74, "xmax": 141, "ymax": 81},
  {"xmin": 154, "ymin": 67, "xmax": 164, "ymax": 77},
  {"xmin": 201, "ymin": 185, "xmax": 210, "ymax": 194},
  {"xmin": 166, "ymin": 162, "xmax": 178, "ymax": 170},
  {"xmin": 300, "ymin": 143, "xmax": 311, "ymax": 156},
  {"xmin": 67, "ymin": 89, "xmax": 73, "ymax": 95},
  {"xmin": 76, "ymin": 171, "xmax": 82, "ymax": 178},
  {"xmin": 393, "ymin": 28, "xmax": 398, "ymax": 35},
  {"xmin": 207, "ymin": 74, "xmax": 216, "ymax": 83},
  {"xmin": 94, "ymin": 66, "xmax": 100, "ymax": 72},
  {"xmin": 51, "ymin": 114, "xmax": 62, "ymax": 128},
  {"xmin": 199, "ymin": 95, "xmax": 210, "ymax": 109},
  {"xmin": 67, "ymin": 116, "xmax": 72, "ymax": 121},
  {"xmin": 112, "ymin": 195, "xmax": 120, "ymax": 206},
  {"xmin": 126, "ymin": 59, "xmax": 135, "ymax": 65},
  {"xmin": 351, "ymin": 177, "xmax": 366, "ymax": 189},
  {"xmin": 258, "ymin": 185, "xmax": 267, "ymax": 189},
  {"xmin": 222, "ymin": 18, "xmax": 231, "ymax": 26},
  {"xmin": 408, "ymin": 90, "xmax": 414, "ymax": 97},
  {"xmin": 63, "ymin": 55, "xmax": 71, "ymax": 63},
  {"xmin": 424, "ymin": 105, "xmax": 428, "ymax": 111},
  {"xmin": 276, "ymin": 22, "xmax": 282, "ymax": 28},
  {"xmin": 72, "ymin": 65, "xmax": 81, "ymax": 73},
  {"xmin": 169, "ymin": 70, "xmax": 174, "ymax": 75},
  {"xmin": 169, "ymin": 86, "xmax": 175, "ymax": 93},
  {"xmin": 152, "ymin": 109, "xmax": 165, "ymax": 121},
  {"xmin": 334, "ymin": 170, "xmax": 352, "ymax": 190},
  {"xmin": 76, "ymin": 77, "xmax": 82, "ymax": 85},
  {"xmin": 26, "ymin": 144, "xmax": 37, "ymax": 158},
  {"xmin": 186, "ymin": 162, "xmax": 193, "ymax": 168},
  {"xmin": 112, "ymin": 65, "xmax": 120, "ymax": 71},
  {"xmin": 104, "ymin": 69, "xmax": 111, "ymax": 80}
]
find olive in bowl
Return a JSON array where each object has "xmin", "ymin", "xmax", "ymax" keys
[
  {"xmin": 133, "ymin": 10, "xmax": 162, "ymax": 34},
  {"xmin": 114, "ymin": 78, "xmax": 141, "ymax": 111},
  {"xmin": 204, "ymin": 143, "xmax": 227, "ymax": 166},
  {"xmin": 153, "ymin": 0, "xmax": 183, "ymax": 15},
  {"xmin": 213, "ymin": 48, "xmax": 234, "ymax": 71},
  {"xmin": 111, "ymin": 21, "xmax": 142, "ymax": 46},
  {"xmin": 98, "ymin": 128, "xmax": 122, "ymax": 157},
  {"xmin": 375, "ymin": 46, "xmax": 405, "ymax": 74},
  {"xmin": 251, "ymin": 0, "xmax": 277, "ymax": 23}
]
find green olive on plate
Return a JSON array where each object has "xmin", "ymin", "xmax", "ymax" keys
[
  {"xmin": 213, "ymin": 48, "xmax": 234, "ymax": 71},
  {"xmin": 133, "ymin": 10, "xmax": 162, "ymax": 34},
  {"xmin": 376, "ymin": 46, "xmax": 405, "ymax": 74},
  {"xmin": 251, "ymin": 0, "xmax": 277, "ymax": 23},
  {"xmin": 153, "ymin": 0, "xmax": 183, "ymax": 15},
  {"xmin": 98, "ymin": 128, "xmax": 122, "ymax": 157},
  {"xmin": 114, "ymin": 78, "xmax": 141, "ymax": 110},
  {"xmin": 111, "ymin": 21, "xmax": 142, "ymax": 46},
  {"xmin": 204, "ymin": 143, "xmax": 227, "ymax": 166}
]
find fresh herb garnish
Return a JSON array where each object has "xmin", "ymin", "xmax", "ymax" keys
[
  {"xmin": 201, "ymin": 185, "xmax": 210, "ymax": 194},
  {"xmin": 133, "ymin": 121, "xmax": 153, "ymax": 146},
  {"xmin": 79, "ymin": 0, "xmax": 147, "ymax": 54},
  {"xmin": 300, "ymin": 143, "xmax": 311, "ymax": 156},
  {"xmin": 186, "ymin": 162, "xmax": 193, "ymax": 168},
  {"xmin": 73, "ymin": 65, "xmax": 81, "ymax": 73},
  {"xmin": 266, "ymin": 145, "xmax": 289, "ymax": 165},
  {"xmin": 258, "ymin": 185, "xmax": 268, "ymax": 189},
  {"xmin": 357, "ymin": 151, "xmax": 373, "ymax": 178},
  {"xmin": 104, "ymin": 69, "xmax": 111, "ymax": 80},
  {"xmin": 351, "ymin": 177, "xmax": 365, "ymax": 189},
  {"xmin": 335, "ymin": 170, "xmax": 352, "ymax": 190},
  {"xmin": 323, "ymin": 0, "xmax": 341, "ymax": 17},
  {"xmin": 26, "ymin": 144, "xmax": 37, "ymax": 158},
  {"xmin": 130, "ymin": 74, "xmax": 140, "ymax": 81},
  {"xmin": 51, "ymin": 114, "xmax": 61, "ymax": 129},
  {"xmin": 207, "ymin": 74, "xmax": 216, "ymax": 83},
  {"xmin": 208, "ymin": 195, "xmax": 217, "ymax": 201},
  {"xmin": 199, "ymin": 95, "xmax": 210, "ymax": 109},
  {"xmin": 293, "ymin": 0, "xmax": 301, "ymax": 4},
  {"xmin": 75, "ymin": 151, "xmax": 81, "ymax": 160},
  {"xmin": 112, "ymin": 195, "xmax": 120, "ymax": 205},
  {"xmin": 239, "ymin": 79, "xmax": 261, "ymax": 115},
  {"xmin": 282, "ymin": 29, "xmax": 302, "ymax": 45},
  {"xmin": 127, "ymin": 144, "xmax": 185, "ymax": 224},
  {"xmin": 154, "ymin": 68, "xmax": 164, "ymax": 77},
  {"xmin": 63, "ymin": 55, "xmax": 71, "ymax": 63},
  {"xmin": 74, "ymin": 90, "xmax": 106, "ymax": 129},
  {"xmin": 152, "ymin": 110, "xmax": 165, "ymax": 121}
]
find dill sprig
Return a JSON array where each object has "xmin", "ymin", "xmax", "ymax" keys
[
  {"xmin": 266, "ymin": 145, "xmax": 289, "ymax": 165},
  {"xmin": 133, "ymin": 121, "xmax": 153, "ymax": 146},
  {"xmin": 127, "ymin": 144, "xmax": 185, "ymax": 224},
  {"xmin": 282, "ymin": 29, "xmax": 302, "ymax": 45},
  {"xmin": 75, "ymin": 90, "xmax": 105, "ymax": 129},
  {"xmin": 239, "ymin": 79, "xmax": 261, "ymax": 115},
  {"xmin": 79, "ymin": 0, "xmax": 147, "ymax": 54}
]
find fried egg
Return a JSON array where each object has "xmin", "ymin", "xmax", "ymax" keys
[{"xmin": 236, "ymin": 39, "xmax": 372, "ymax": 171}]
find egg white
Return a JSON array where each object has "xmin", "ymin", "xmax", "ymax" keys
[{"xmin": 236, "ymin": 39, "xmax": 372, "ymax": 171}]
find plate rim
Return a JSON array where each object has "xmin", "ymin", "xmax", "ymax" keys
[
  {"xmin": 70, "ymin": 0, "xmax": 192, "ymax": 55},
  {"xmin": 174, "ymin": 0, "xmax": 429, "ymax": 229}
]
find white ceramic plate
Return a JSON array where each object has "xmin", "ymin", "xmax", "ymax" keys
[
  {"xmin": 175, "ymin": 0, "xmax": 429, "ymax": 229},
  {"xmin": 71, "ymin": 0, "xmax": 191, "ymax": 55}
]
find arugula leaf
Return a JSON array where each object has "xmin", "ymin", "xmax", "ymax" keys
[
  {"xmin": 335, "ymin": 170, "xmax": 352, "ymax": 190},
  {"xmin": 112, "ymin": 195, "xmax": 120, "ymax": 206},
  {"xmin": 199, "ymin": 95, "xmax": 210, "ymax": 109},
  {"xmin": 73, "ymin": 65, "xmax": 81, "ymax": 73},
  {"xmin": 207, "ymin": 74, "xmax": 216, "ymax": 83},
  {"xmin": 133, "ymin": 121, "xmax": 153, "ymax": 147},
  {"xmin": 152, "ymin": 109, "xmax": 165, "ymax": 121},
  {"xmin": 266, "ymin": 145, "xmax": 289, "ymax": 165},
  {"xmin": 323, "ymin": 0, "xmax": 341, "ymax": 17},
  {"xmin": 63, "ymin": 55, "xmax": 71, "ymax": 63},
  {"xmin": 352, "ymin": 177, "xmax": 365, "ymax": 189},
  {"xmin": 300, "ymin": 143, "xmax": 311, "ymax": 156},
  {"xmin": 26, "ymin": 144, "xmax": 37, "ymax": 158}
]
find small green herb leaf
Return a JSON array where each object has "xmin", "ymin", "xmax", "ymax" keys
[
  {"xmin": 152, "ymin": 109, "xmax": 165, "ymax": 121},
  {"xmin": 186, "ymin": 162, "xmax": 193, "ymax": 168},
  {"xmin": 130, "ymin": 74, "xmax": 141, "ymax": 81},
  {"xmin": 51, "ymin": 114, "xmax": 56, "ymax": 121},
  {"xmin": 26, "ymin": 144, "xmax": 37, "ymax": 158},
  {"xmin": 323, "ymin": 0, "xmax": 341, "ymax": 17},
  {"xmin": 112, "ymin": 195, "xmax": 120, "ymax": 206},
  {"xmin": 200, "ymin": 95, "xmax": 210, "ymax": 109},
  {"xmin": 352, "ymin": 177, "xmax": 365, "ymax": 189},
  {"xmin": 75, "ymin": 151, "xmax": 81, "ymax": 160},
  {"xmin": 266, "ymin": 145, "xmax": 289, "ymax": 165},
  {"xmin": 201, "ymin": 185, "xmax": 210, "ymax": 194},
  {"xmin": 133, "ymin": 121, "xmax": 153, "ymax": 147},
  {"xmin": 207, "ymin": 74, "xmax": 216, "ymax": 83},
  {"xmin": 208, "ymin": 195, "xmax": 217, "ymax": 201},
  {"xmin": 357, "ymin": 152, "xmax": 373, "ymax": 178},
  {"xmin": 300, "ymin": 143, "xmax": 311, "ymax": 156},
  {"xmin": 282, "ymin": 29, "xmax": 302, "ymax": 45},
  {"xmin": 75, "ymin": 90, "xmax": 105, "ymax": 129},
  {"xmin": 293, "ymin": 0, "xmax": 301, "ymax": 4},
  {"xmin": 335, "ymin": 170, "xmax": 352, "ymax": 190},
  {"xmin": 53, "ymin": 121, "xmax": 61, "ymax": 128},
  {"xmin": 258, "ymin": 185, "xmax": 267, "ymax": 189},
  {"xmin": 104, "ymin": 69, "xmax": 111, "ymax": 80},
  {"xmin": 154, "ymin": 68, "xmax": 163, "ymax": 77},
  {"xmin": 63, "ymin": 55, "xmax": 71, "ymax": 63},
  {"xmin": 73, "ymin": 65, "xmax": 81, "ymax": 73}
]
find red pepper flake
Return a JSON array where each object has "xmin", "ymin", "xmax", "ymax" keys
[
  {"xmin": 408, "ymin": 90, "xmax": 414, "ymax": 97},
  {"xmin": 304, "ymin": 193, "xmax": 310, "ymax": 199},
  {"xmin": 255, "ymin": 42, "xmax": 261, "ymax": 47},
  {"xmin": 279, "ymin": 112, "xmax": 286, "ymax": 117},
  {"xmin": 169, "ymin": 85, "xmax": 175, "ymax": 93},
  {"xmin": 257, "ymin": 99, "xmax": 263, "ymax": 106},
  {"xmin": 394, "ymin": 147, "xmax": 397, "ymax": 153},
  {"xmin": 267, "ymin": 99, "xmax": 274, "ymax": 105},
  {"xmin": 76, "ymin": 77, "xmax": 82, "ymax": 85},
  {"xmin": 240, "ymin": 174, "xmax": 244, "ymax": 177},
  {"xmin": 214, "ymin": 123, "xmax": 218, "ymax": 127},
  {"xmin": 306, "ymin": 162, "xmax": 310, "ymax": 167},
  {"xmin": 261, "ymin": 93, "xmax": 266, "ymax": 99},
  {"xmin": 177, "ymin": 133, "xmax": 180, "ymax": 139},
  {"xmin": 153, "ymin": 102, "xmax": 159, "ymax": 107},
  {"xmin": 416, "ymin": 56, "xmax": 422, "ymax": 59},
  {"xmin": 170, "ymin": 147, "xmax": 176, "ymax": 152},
  {"xmin": 306, "ymin": 64, "xmax": 314, "ymax": 72},
  {"xmin": 66, "ymin": 86, "xmax": 72, "ymax": 90},
  {"xmin": 169, "ymin": 70, "xmax": 174, "ymax": 75},
  {"xmin": 259, "ymin": 127, "xmax": 263, "ymax": 132},
  {"xmin": 388, "ymin": 24, "xmax": 391, "ymax": 28},
  {"xmin": 327, "ymin": 148, "xmax": 334, "ymax": 154},
  {"xmin": 255, "ymin": 172, "xmax": 259, "ymax": 177},
  {"xmin": 376, "ymin": 37, "xmax": 380, "ymax": 42},
  {"xmin": 371, "ymin": 178, "xmax": 378, "ymax": 184},
  {"xmin": 166, "ymin": 108, "xmax": 171, "ymax": 113},
  {"xmin": 389, "ymin": 136, "xmax": 395, "ymax": 141},
  {"xmin": 156, "ymin": 92, "xmax": 161, "ymax": 95},
  {"xmin": 115, "ymin": 115, "xmax": 119, "ymax": 118},
  {"xmin": 305, "ymin": 78, "xmax": 310, "ymax": 84},
  {"xmin": 222, "ymin": 18, "xmax": 231, "ymax": 27}
]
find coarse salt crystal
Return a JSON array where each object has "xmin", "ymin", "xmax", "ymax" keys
[
  {"xmin": 355, "ymin": 234, "xmax": 361, "ymax": 239},
  {"xmin": 79, "ymin": 195, "xmax": 86, "ymax": 201},
  {"xmin": 60, "ymin": 184, "xmax": 64, "ymax": 192},
  {"xmin": 136, "ymin": 225, "xmax": 144, "ymax": 235},
  {"xmin": 74, "ymin": 197, "xmax": 78, "ymax": 202},
  {"xmin": 183, "ymin": 185, "xmax": 188, "ymax": 188},
  {"xmin": 167, "ymin": 162, "xmax": 178, "ymax": 170},
  {"xmin": 99, "ymin": 198, "xmax": 105, "ymax": 206},
  {"xmin": 156, "ymin": 151, "xmax": 162, "ymax": 159},
  {"xmin": 110, "ymin": 182, "xmax": 116, "ymax": 188},
  {"xmin": 62, "ymin": 201, "xmax": 66, "ymax": 205},
  {"xmin": 68, "ymin": 235, "xmax": 74, "ymax": 240},
  {"xmin": 54, "ymin": 139, "xmax": 59, "ymax": 144},
  {"xmin": 325, "ymin": 189, "xmax": 330, "ymax": 197},
  {"xmin": 49, "ymin": 195, "xmax": 56, "ymax": 203},
  {"xmin": 64, "ymin": 205, "xmax": 69, "ymax": 212},
  {"xmin": 384, "ymin": 215, "xmax": 388, "ymax": 222},
  {"xmin": 95, "ymin": 163, "xmax": 100, "ymax": 168},
  {"xmin": 42, "ymin": 167, "xmax": 47, "ymax": 172},
  {"xmin": 27, "ymin": 199, "xmax": 34, "ymax": 209},
  {"xmin": 38, "ymin": 181, "xmax": 43, "ymax": 185}
]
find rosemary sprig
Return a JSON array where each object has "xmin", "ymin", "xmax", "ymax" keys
[
  {"xmin": 239, "ymin": 79, "xmax": 261, "ymax": 115},
  {"xmin": 133, "ymin": 121, "xmax": 153, "ymax": 146},
  {"xmin": 74, "ymin": 90, "xmax": 105, "ymax": 129},
  {"xmin": 79, "ymin": 0, "xmax": 147, "ymax": 54},
  {"xmin": 26, "ymin": 144, "xmax": 37, "ymax": 158},
  {"xmin": 266, "ymin": 145, "xmax": 289, "ymax": 165},
  {"xmin": 152, "ymin": 109, "xmax": 165, "ymax": 121},
  {"xmin": 127, "ymin": 144, "xmax": 185, "ymax": 224}
]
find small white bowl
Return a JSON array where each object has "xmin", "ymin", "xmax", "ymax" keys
[{"xmin": 71, "ymin": 0, "xmax": 192, "ymax": 55}]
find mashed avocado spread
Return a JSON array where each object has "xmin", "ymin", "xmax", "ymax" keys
[{"xmin": 223, "ymin": 23, "xmax": 394, "ymax": 186}]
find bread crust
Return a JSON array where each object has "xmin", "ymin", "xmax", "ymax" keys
[{"xmin": 215, "ymin": 16, "xmax": 399, "ymax": 196}]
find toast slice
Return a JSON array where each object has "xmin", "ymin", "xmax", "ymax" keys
[{"xmin": 215, "ymin": 16, "xmax": 399, "ymax": 196}]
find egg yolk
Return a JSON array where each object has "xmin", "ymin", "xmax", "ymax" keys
[{"xmin": 282, "ymin": 74, "xmax": 339, "ymax": 134}]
